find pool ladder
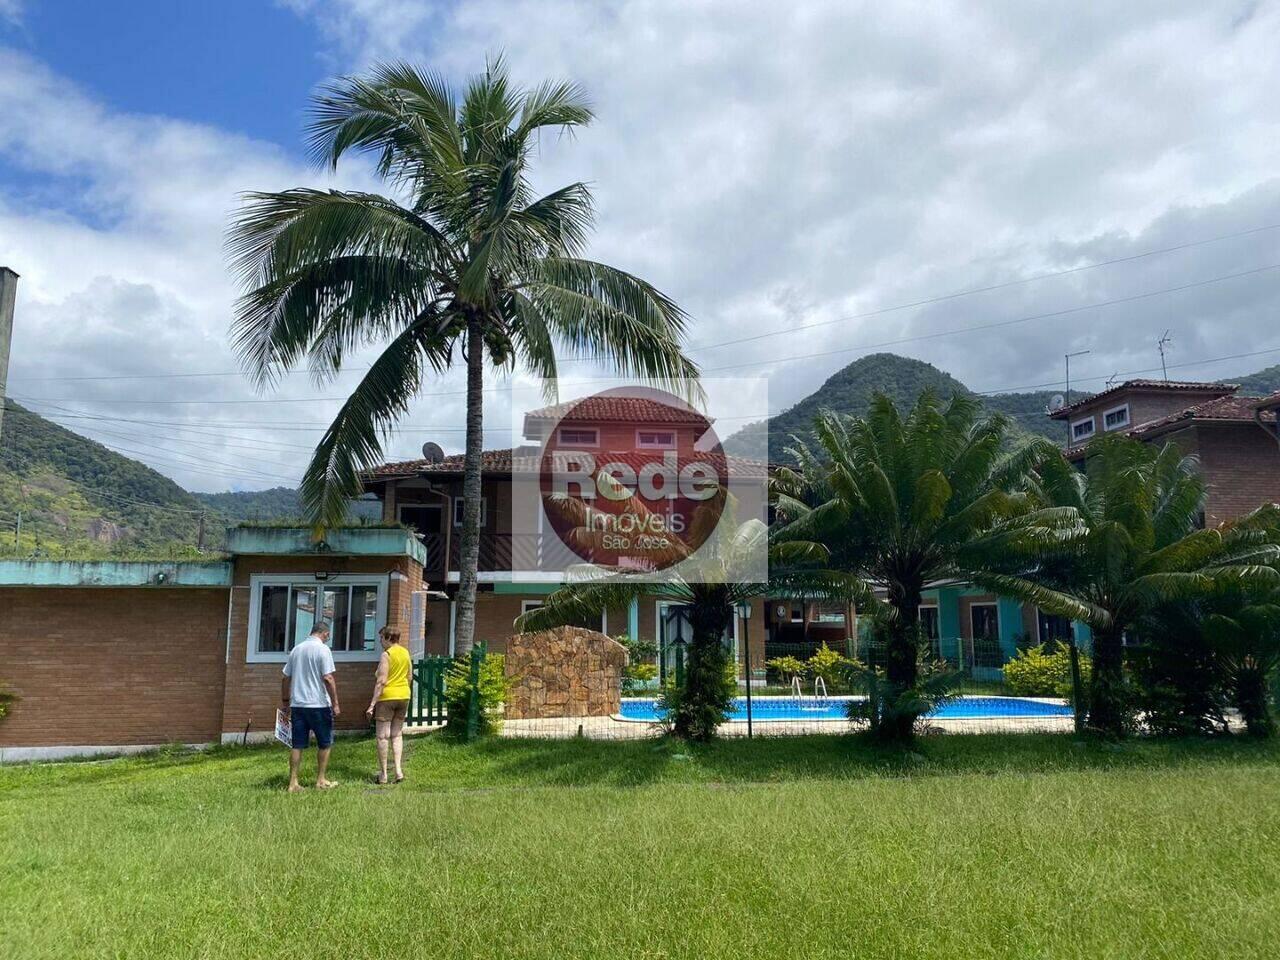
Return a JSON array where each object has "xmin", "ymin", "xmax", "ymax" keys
[{"xmin": 790, "ymin": 675, "xmax": 830, "ymax": 707}]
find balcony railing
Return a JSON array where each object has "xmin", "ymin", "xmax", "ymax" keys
[{"xmin": 417, "ymin": 532, "xmax": 540, "ymax": 575}]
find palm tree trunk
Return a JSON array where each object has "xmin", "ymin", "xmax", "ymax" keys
[
  {"xmin": 675, "ymin": 594, "xmax": 735, "ymax": 741},
  {"xmin": 453, "ymin": 315, "xmax": 485, "ymax": 656},
  {"xmin": 1087, "ymin": 624, "xmax": 1127, "ymax": 737},
  {"xmin": 883, "ymin": 578, "xmax": 923, "ymax": 741}
]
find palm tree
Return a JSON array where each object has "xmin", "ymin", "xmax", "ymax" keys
[
  {"xmin": 771, "ymin": 392, "xmax": 1075, "ymax": 741},
  {"xmin": 984, "ymin": 435, "xmax": 1280, "ymax": 737},
  {"xmin": 228, "ymin": 60, "xmax": 698, "ymax": 654},
  {"xmin": 517, "ymin": 498, "xmax": 865, "ymax": 739}
]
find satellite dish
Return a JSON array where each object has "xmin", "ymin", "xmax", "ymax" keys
[
  {"xmin": 420, "ymin": 442, "xmax": 445, "ymax": 463},
  {"xmin": 1047, "ymin": 394, "xmax": 1066, "ymax": 413}
]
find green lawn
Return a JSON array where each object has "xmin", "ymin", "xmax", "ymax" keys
[{"xmin": 3, "ymin": 733, "xmax": 1280, "ymax": 959}]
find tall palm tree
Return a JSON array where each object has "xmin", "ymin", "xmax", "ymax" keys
[
  {"xmin": 228, "ymin": 60, "xmax": 698, "ymax": 654},
  {"xmin": 984, "ymin": 435, "xmax": 1280, "ymax": 737},
  {"xmin": 771, "ymin": 392, "xmax": 1076, "ymax": 741}
]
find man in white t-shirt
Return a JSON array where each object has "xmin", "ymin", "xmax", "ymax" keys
[{"xmin": 281, "ymin": 622, "xmax": 342, "ymax": 792}]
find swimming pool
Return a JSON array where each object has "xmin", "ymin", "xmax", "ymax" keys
[{"xmin": 616, "ymin": 695, "xmax": 1073, "ymax": 723}]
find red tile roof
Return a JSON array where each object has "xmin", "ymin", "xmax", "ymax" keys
[
  {"xmin": 524, "ymin": 395, "xmax": 713, "ymax": 425},
  {"xmin": 1049, "ymin": 379, "xmax": 1238, "ymax": 420},
  {"xmin": 364, "ymin": 447, "xmax": 770, "ymax": 481},
  {"xmin": 1127, "ymin": 393, "xmax": 1278, "ymax": 438}
]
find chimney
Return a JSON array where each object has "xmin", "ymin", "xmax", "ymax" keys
[{"xmin": 0, "ymin": 267, "xmax": 15, "ymax": 442}]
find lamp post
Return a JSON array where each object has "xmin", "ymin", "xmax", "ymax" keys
[{"xmin": 738, "ymin": 601, "xmax": 754, "ymax": 739}]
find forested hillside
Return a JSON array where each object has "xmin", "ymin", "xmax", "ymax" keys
[
  {"xmin": 0, "ymin": 399, "xmax": 206, "ymax": 556},
  {"xmin": 193, "ymin": 487, "xmax": 380, "ymax": 522}
]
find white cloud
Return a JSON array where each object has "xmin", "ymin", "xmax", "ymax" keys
[{"xmin": 3, "ymin": 2, "xmax": 1280, "ymax": 491}]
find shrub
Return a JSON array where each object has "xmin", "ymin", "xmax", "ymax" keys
[
  {"xmin": 0, "ymin": 683, "xmax": 15, "ymax": 721},
  {"xmin": 846, "ymin": 656, "xmax": 957, "ymax": 736},
  {"xmin": 807, "ymin": 643, "xmax": 855, "ymax": 690},
  {"xmin": 1003, "ymin": 642, "xmax": 1090, "ymax": 700},
  {"xmin": 765, "ymin": 655, "xmax": 806, "ymax": 684},
  {"xmin": 615, "ymin": 633, "xmax": 660, "ymax": 691},
  {"xmin": 444, "ymin": 653, "xmax": 508, "ymax": 737}
]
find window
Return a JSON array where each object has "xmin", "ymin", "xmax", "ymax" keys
[
  {"xmin": 813, "ymin": 603, "xmax": 846, "ymax": 624},
  {"xmin": 398, "ymin": 504, "xmax": 442, "ymax": 535},
  {"xmin": 1103, "ymin": 404, "xmax": 1130, "ymax": 431},
  {"xmin": 519, "ymin": 599, "xmax": 605, "ymax": 633},
  {"xmin": 453, "ymin": 497, "xmax": 486, "ymax": 527},
  {"xmin": 636, "ymin": 429, "xmax": 676, "ymax": 449},
  {"xmin": 1038, "ymin": 610, "xmax": 1073, "ymax": 644},
  {"xmin": 249, "ymin": 576, "xmax": 386, "ymax": 660},
  {"xmin": 557, "ymin": 427, "xmax": 598, "ymax": 446},
  {"xmin": 1071, "ymin": 417, "xmax": 1095, "ymax": 441},
  {"xmin": 918, "ymin": 605, "xmax": 940, "ymax": 640},
  {"xmin": 970, "ymin": 603, "xmax": 999, "ymax": 641}
]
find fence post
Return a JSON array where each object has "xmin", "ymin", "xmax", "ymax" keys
[
  {"xmin": 1067, "ymin": 638, "xmax": 1085, "ymax": 735},
  {"xmin": 466, "ymin": 641, "xmax": 485, "ymax": 741}
]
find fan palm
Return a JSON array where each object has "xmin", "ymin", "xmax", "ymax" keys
[
  {"xmin": 1206, "ymin": 592, "xmax": 1280, "ymax": 737},
  {"xmin": 984, "ymin": 435, "xmax": 1280, "ymax": 737},
  {"xmin": 771, "ymin": 392, "xmax": 1077, "ymax": 741},
  {"xmin": 228, "ymin": 60, "xmax": 698, "ymax": 654}
]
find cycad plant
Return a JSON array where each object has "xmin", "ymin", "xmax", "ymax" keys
[
  {"xmin": 228, "ymin": 60, "xmax": 697, "ymax": 655},
  {"xmin": 985, "ymin": 435, "xmax": 1280, "ymax": 737},
  {"xmin": 771, "ymin": 392, "xmax": 1076, "ymax": 742},
  {"xmin": 1207, "ymin": 593, "xmax": 1280, "ymax": 737}
]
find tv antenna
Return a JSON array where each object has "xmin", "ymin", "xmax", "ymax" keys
[
  {"xmin": 1064, "ymin": 349, "xmax": 1091, "ymax": 450},
  {"xmin": 1105, "ymin": 371, "xmax": 1120, "ymax": 388},
  {"xmin": 1157, "ymin": 330, "xmax": 1172, "ymax": 381}
]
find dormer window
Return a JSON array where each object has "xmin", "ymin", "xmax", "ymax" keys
[
  {"xmin": 636, "ymin": 429, "xmax": 676, "ymax": 449},
  {"xmin": 1103, "ymin": 404, "xmax": 1130, "ymax": 431},
  {"xmin": 1071, "ymin": 417, "xmax": 1095, "ymax": 441},
  {"xmin": 558, "ymin": 427, "xmax": 598, "ymax": 446}
]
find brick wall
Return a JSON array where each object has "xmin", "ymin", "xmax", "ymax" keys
[
  {"xmin": 1196, "ymin": 423, "xmax": 1280, "ymax": 525},
  {"xmin": 220, "ymin": 554, "xmax": 423, "ymax": 739},
  {"xmin": 0, "ymin": 587, "xmax": 229, "ymax": 748}
]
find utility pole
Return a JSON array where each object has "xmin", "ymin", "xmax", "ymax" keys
[
  {"xmin": 1157, "ymin": 330, "xmax": 1172, "ymax": 381},
  {"xmin": 0, "ymin": 267, "xmax": 17, "ymax": 442},
  {"xmin": 197, "ymin": 512, "xmax": 206, "ymax": 552},
  {"xmin": 1064, "ymin": 349, "xmax": 1091, "ymax": 449},
  {"xmin": 14, "ymin": 510, "xmax": 20, "ymax": 546}
]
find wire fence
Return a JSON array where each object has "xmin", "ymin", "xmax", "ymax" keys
[{"xmin": 410, "ymin": 634, "xmax": 1077, "ymax": 742}]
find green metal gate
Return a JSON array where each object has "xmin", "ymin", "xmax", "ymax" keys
[{"xmin": 409, "ymin": 656, "xmax": 450, "ymax": 725}]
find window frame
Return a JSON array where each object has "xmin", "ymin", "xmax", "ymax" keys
[
  {"xmin": 557, "ymin": 427, "xmax": 599, "ymax": 447},
  {"xmin": 1070, "ymin": 416, "xmax": 1096, "ymax": 441},
  {"xmin": 918, "ymin": 604, "xmax": 940, "ymax": 641},
  {"xmin": 635, "ymin": 428, "xmax": 677, "ymax": 450},
  {"xmin": 453, "ymin": 496, "xmax": 486, "ymax": 528},
  {"xmin": 1102, "ymin": 403, "xmax": 1130, "ymax": 432},
  {"xmin": 246, "ymin": 574, "xmax": 388, "ymax": 664}
]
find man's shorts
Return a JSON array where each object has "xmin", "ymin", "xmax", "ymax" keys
[{"xmin": 290, "ymin": 706, "xmax": 334, "ymax": 749}]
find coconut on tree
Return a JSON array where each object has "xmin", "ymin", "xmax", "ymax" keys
[{"xmin": 228, "ymin": 59, "xmax": 699, "ymax": 654}]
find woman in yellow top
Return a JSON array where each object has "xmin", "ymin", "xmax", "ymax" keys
[{"xmin": 366, "ymin": 626, "xmax": 412, "ymax": 784}]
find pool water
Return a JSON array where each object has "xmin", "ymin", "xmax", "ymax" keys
[{"xmin": 616, "ymin": 695, "xmax": 1073, "ymax": 723}]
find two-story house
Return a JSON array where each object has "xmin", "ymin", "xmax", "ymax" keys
[
  {"xmin": 1050, "ymin": 379, "xmax": 1280, "ymax": 524},
  {"xmin": 360, "ymin": 396, "xmax": 770, "ymax": 681}
]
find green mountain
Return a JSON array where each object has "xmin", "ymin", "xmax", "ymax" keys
[
  {"xmin": 193, "ymin": 487, "xmax": 380, "ymax": 523},
  {"xmin": 0, "ymin": 399, "xmax": 208, "ymax": 557},
  {"xmin": 722, "ymin": 353, "xmax": 1280, "ymax": 462}
]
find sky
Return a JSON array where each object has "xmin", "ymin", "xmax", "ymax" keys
[{"xmin": 1, "ymin": 0, "xmax": 1279, "ymax": 492}]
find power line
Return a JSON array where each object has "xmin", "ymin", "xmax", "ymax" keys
[
  {"xmin": 701, "ymin": 262, "xmax": 1280, "ymax": 373},
  {"xmin": 9, "ymin": 218, "xmax": 1280, "ymax": 384},
  {"xmin": 13, "ymin": 261, "xmax": 1280, "ymax": 406}
]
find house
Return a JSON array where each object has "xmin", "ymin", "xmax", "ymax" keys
[
  {"xmin": 359, "ymin": 394, "xmax": 770, "ymax": 683},
  {"xmin": 1050, "ymin": 379, "xmax": 1280, "ymax": 524}
]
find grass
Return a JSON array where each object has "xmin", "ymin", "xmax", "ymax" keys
[{"xmin": 3, "ymin": 733, "xmax": 1280, "ymax": 959}]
